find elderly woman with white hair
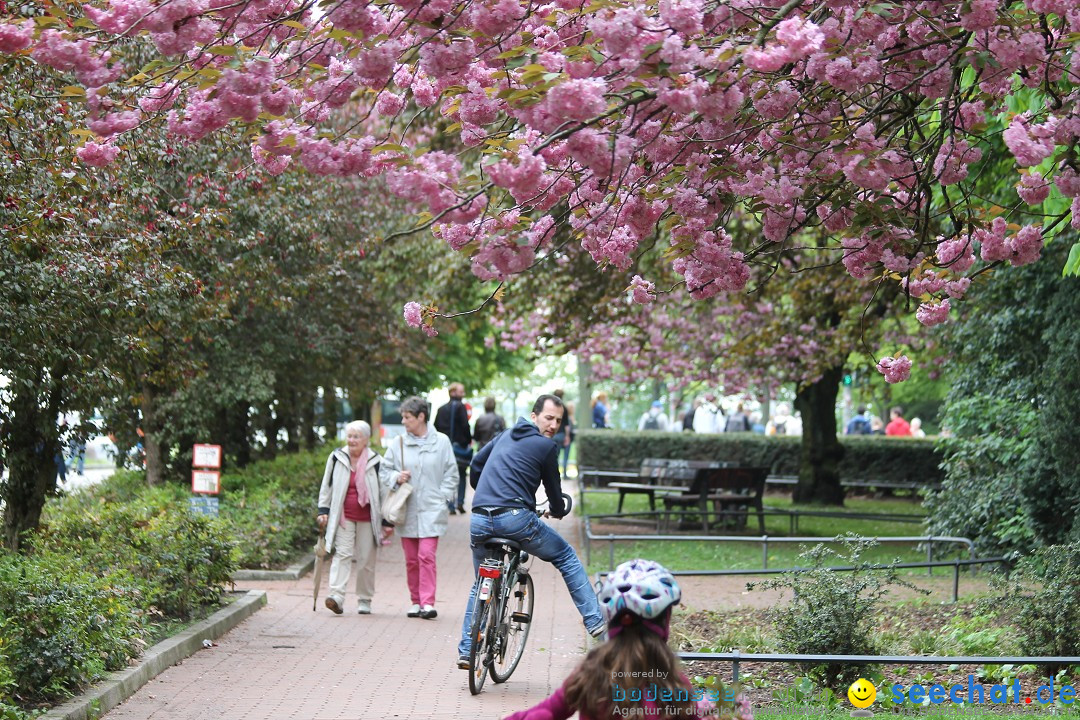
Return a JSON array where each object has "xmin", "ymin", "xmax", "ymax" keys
[{"xmin": 317, "ymin": 420, "xmax": 388, "ymax": 615}]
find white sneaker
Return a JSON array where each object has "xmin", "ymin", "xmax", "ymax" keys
[
  {"xmin": 407, "ymin": 603, "xmax": 421, "ymax": 618},
  {"xmin": 357, "ymin": 600, "xmax": 372, "ymax": 615},
  {"xmin": 419, "ymin": 604, "xmax": 438, "ymax": 619}
]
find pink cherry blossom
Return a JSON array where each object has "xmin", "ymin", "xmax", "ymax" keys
[
  {"xmin": 915, "ymin": 300, "xmax": 950, "ymax": 327},
  {"xmin": 1003, "ymin": 114, "xmax": 1057, "ymax": 167},
  {"xmin": 403, "ymin": 302, "xmax": 424, "ymax": 328},
  {"xmin": 1017, "ymin": 172, "xmax": 1050, "ymax": 205},
  {"xmin": 877, "ymin": 355, "xmax": 912, "ymax": 384},
  {"xmin": 76, "ymin": 140, "xmax": 121, "ymax": 167},
  {"xmin": 628, "ymin": 275, "xmax": 656, "ymax": 304},
  {"xmin": 0, "ymin": 22, "xmax": 33, "ymax": 53}
]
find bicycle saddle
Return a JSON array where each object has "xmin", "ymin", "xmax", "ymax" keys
[{"xmin": 484, "ymin": 537, "xmax": 523, "ymax": 551}]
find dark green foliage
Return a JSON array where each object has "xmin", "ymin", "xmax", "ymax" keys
[
  {"xmin": 217, "ymin": 449, "xmax": 327, "ymax": 569},
  {"xmin": 930, "ymin": 249, "xmax": 1080, "ymax": 556},
  {"xmin": 576, "ymin": 430, "xmax": 942, "ymax": 486},
  {"xmin": 992, "ymin": 542, "xmax": 1080, "ymax": 671},
  {"xmin": 0, "ymin": 550, "xmax": 141, "ymax": 705},
  {"xmin": 747, "ymin": 536, "xmax": 926, "ymax": 689}
]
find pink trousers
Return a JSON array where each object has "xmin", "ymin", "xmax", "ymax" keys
[{"xmin": 400, "ymin": 536, "xmax": 439, "ymax": 606}]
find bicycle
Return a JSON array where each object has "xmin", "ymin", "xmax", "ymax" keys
[{"xmin": 467, "ymin": 494, "xmax": 572, "ymax": 695}]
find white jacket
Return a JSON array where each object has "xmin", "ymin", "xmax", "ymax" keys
[
  {"xmin": 318, "ymin": 447, "xmax": 385, "ymax": 553},
  {"xmin": 379, "ymin": 426, "xmax": 458, "ymax": 538}
]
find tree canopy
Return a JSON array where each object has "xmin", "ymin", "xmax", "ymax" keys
[{"xmin": 2, "ymin": 0, "xmax": 1079, "ymax": 381}]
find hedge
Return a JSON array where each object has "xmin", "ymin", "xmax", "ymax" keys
[{"xmin": 576, "ymin": 430, "xmax": 943, "ymax": 486}]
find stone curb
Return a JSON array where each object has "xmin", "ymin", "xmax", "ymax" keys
[
  {"xmin": 230, "ymin": 554, "xmax": 314, "ymax": 581},
  {"xmin": 42, "ymin": 589, "xmax": 267, "ymax": 720}
]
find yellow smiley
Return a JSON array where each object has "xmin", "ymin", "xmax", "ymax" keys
[{"xmin": 848, "ymin": 678, "xmax": 877, "ymax": 708}]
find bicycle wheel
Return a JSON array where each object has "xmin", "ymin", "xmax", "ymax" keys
[
  {"xmin": 468, "ymin": 592, "xmax": 492, "ymax": 695},
  {"xmin": 490, "ymin": 572, "xmax": 534, "ymax": 683}
]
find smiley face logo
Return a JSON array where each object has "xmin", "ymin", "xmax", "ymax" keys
[{"xmin": 848, "ymin": 678, "xmax": 877, "ymax": 709}]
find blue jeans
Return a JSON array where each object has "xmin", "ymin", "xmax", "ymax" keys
[{"xmin": 457, "ymin": 508, "xmax": 603, "ymax": 658}]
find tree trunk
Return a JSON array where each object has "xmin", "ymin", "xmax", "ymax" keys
[
  {"xmin": 792, "ymin": 365, "xmax": 846, "ymax": 505},
  {"xmin": 320, "ymin": 386, "xmax": 337, "ymax": 447},
  {"xmin": 577, "ymin": 354, "xmax": 592, "ymax": 431},
  {"xmin": 300, "ymin": 388, "xmax": 317, "ymax": 449},
  {"xmin": 2, "ymin": 381, "xmax": 60, "ymax": 551},
  {"xmin": 141, "ymin": 382, "xmax": 165, "ymax": 486}
]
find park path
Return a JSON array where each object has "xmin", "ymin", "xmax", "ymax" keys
[
  {"xmin": 102, "ymin": 483, "xmax": 990, "ymax": 720},
  {"xmin": 103, "ymin": 498, "xmax": 593, "ymax": 720}
]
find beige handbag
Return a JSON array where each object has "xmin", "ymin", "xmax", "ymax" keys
[{"xmin": 382, "ymin": 436, "xmax": 413, "ymax": 526}]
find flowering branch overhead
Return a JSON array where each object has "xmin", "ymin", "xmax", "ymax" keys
[{"xmin": 3, "ymin": 0, "xmax": 1080, "ymax": 382}]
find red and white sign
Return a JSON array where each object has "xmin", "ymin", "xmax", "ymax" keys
[
  {"xmin": 192, "ymin": 444, "xmax": 222, "ymax": 469},
  {"xmin": 191, "ymin": 470, "xmax": 221, "ymax": 495}
]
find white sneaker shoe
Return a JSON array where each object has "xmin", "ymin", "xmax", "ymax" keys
[
  {"xmin": 419, "ymin": 604, "xmax": 438, "ymax": 619},
  {"xmin": 407, "ymin": 603, "xmax": 421, "ymax": 618},
  {"xmin": 357, "ymin": 600, "xmax": 372, "ymax": 614}
]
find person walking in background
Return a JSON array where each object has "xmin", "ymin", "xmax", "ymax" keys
[
  {"xmin": 637, "ymin": 401, "xmax": 669, "ymax": 431},
  {"xmin": 724, "ymin": 403, "xmax": 752, "ymax": 433},
  {"xmin": 682, "ymin": 397, "xmax": 700, "ymax": 431},
  {"xmin": 317, "ymin": 420, "xmax": 388, "ymax": 615},
  {"xmin": 909, "ymin": 417, "xmax": 926, "ymax": 438},
  {"xmin": 591, "ymin": 392, "xmax": 610, "ymax": 429},
  {"xmin": 561, "ymin": 401, "xmax": 575, "ymax": 476},
  {"xmin": 870, "ymin": 415, "xmax": 885, "ymax": 435},
  {"xmin": 381, "ymin": 396, "xmax": 458, "ymax": 620},
  {"xmin": 551, "ymin": 389, "xmax": 574, "ymax": 474},
  {"xmin": 434, "ymin": 382, "xmax": 472, "ymax": 514},
  {"xmin": 472, "ymin": 396, "xmax": 506, "ymax": 451},
  {"xmin": 845, "ymin": 405, "xmax": 873, "ymax": 435},
  {"xmin": 501, "ymin": 559, "xmax": 752, "ymax": 720},
  {"xmin": 885, "ymin": 406, "xmax": 912, "ymax": 436},
  {"xmin": 693, "ymin": 394, "xmax": 721, "ymax": 433}
]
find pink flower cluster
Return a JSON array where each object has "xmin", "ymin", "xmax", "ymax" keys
[
  {"xmin": 877, "ymin": 355, "xmax": 912, "ymax": 384},
  {"xmin": 1003, "ymin": 114, "xmax": 1058, "ymax": 167},
  {"xmin": 977, "ymin": 217, "xmax": 1044, "ymax": 267},
  {"xmin": 76, "ymin": 140, "xmax": 120, "ymax": 167},
  {"xmin": 671, "ymin": 228, "xmax": 749, "ymax": 299},
  {"xmin": 743, "ymin": 17, "xmax": 824, "ymax": 72},
  {"xmin": 0, "ymin": 21, "xmax": 32, "ymax": 52},
  {"xmin": 1017, "ymin": 172, "xmax": 1050, "ymax": 205},
  {"xmin": 933, "ymin": 138, "xmax": 982, "ymax": 185},
  {"xmin": 915, "ymin": 300, "xmax": 950, "ymax": 327},
  {"xmin": 628, "ymin": 275, "xmax": 656, "ymax": 304}
]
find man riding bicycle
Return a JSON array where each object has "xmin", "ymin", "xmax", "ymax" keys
[{"xmin": 457, "ymin": 394, "xmax": 604, "ymax": 669}]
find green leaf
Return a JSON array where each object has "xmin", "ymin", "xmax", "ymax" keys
[
  {"xmin": 206, "ymin": 45, "xmax": 238, "ymax": 56},
  {"xmin": 1064, "ymin": 242, "xmax": 1080, "ymax": 277}
]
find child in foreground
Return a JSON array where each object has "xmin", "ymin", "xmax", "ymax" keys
[{"xmin": 503, "ymin": 558, "xmax": 753, "ymax": 720}]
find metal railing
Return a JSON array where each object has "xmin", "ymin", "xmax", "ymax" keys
[
  {"xmin": 583, "ymin": 508, "xmax": 926, "ymax": 535},
  {"xmin": 583, "ymin": 515, "xmax": 976, "ymax": 574},
  {"xmin": 594, "ymin": 557, "xmax": 1006, "ymax": 604},
  {"xmin": 673, "ymin": 651, "xmax": 1080, "ymax": 683}
]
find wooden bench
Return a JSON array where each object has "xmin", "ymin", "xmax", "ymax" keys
[
  {"xmin": 661, "ymin": 466, "xmax": 769, "ymax": 533},
  {"xmin": 607, "ymin": 458, "xmax": 734, "ymax": 513}
]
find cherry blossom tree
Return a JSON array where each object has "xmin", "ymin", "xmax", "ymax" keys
[{"xmin": 3, "ymin": 0, "xmax": 1078, "ymax": 375}]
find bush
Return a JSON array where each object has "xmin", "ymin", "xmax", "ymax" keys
[
  {"xmin": 36, "ymin": 492, "xmax": 236, "ymax": 620},
  {"xmin": 747, "ymin": 535, "xmax": 926, "ymax": 689},
  {"xmin": 0, "ymin": 550, "xmax": 141, "ymax": 705},
  {"xmin": 217, "ymin": 448, "xmax": 328, "ymax": 569},
  {"xmin": 993, "ymin": 542, "xmax": 1080, "ymax": 673},
  {"xmin": 576, "ymin": 431, "xmax": 943, "ymax": 487}
]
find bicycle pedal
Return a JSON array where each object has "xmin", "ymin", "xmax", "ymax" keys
[{"xmin": 510, "ymin": 611, "xmax": 531, "ymax": 623}]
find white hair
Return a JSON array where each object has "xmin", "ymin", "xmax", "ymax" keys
[{"xmin": 344, "ymin": 420, "xmax": 371, "ymax": 439}]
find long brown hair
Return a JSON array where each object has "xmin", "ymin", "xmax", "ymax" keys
[{"xmin": 563, "ymin": 617, "xmax": 698, "ymax": 718}]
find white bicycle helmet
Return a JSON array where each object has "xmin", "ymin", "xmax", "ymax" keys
[{"xmin": 598, "ymin": 558, "xmax": 681, "ymax": 625}]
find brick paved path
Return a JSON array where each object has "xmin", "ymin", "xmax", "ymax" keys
[{"xmin": 104, "ymin": 504, "xmax": 592, "ymax": 720}]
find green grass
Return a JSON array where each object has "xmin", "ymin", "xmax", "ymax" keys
[{"xmin": 581, "ymin": 490, "xmax": 943, "ymax": 573}]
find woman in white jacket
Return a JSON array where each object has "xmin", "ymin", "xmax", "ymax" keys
[
  {"xmin": 380, "ymin": 396, "xmax": 458, "ymax": 620},
  {"xmin": 317, "ymin": 420, "xmax": 388, "ymax": 615}
]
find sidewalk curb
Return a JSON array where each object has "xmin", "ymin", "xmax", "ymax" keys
[
  {"xmin": 41, "ymin": 589, "xmax": 267, "ymax": 720},
  {"xmin": 231, "ymin": 554, "xmax": 314, "ymax": 581}
]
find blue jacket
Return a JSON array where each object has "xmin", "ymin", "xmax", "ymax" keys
[{"xmin": 470, "ymin": 417, "xmax": 566, "ymax": 517}]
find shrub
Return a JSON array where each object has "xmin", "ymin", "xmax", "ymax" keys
[
  {"xmin": 577, "ymin": 431, "xmax": 943, "ymax": 487},
  {"xmin": 138, "ymin": 512, "xmax": 236, "ymax": 619},
  {"xmin": 0, "ymin": 550, "xmax": 141, "ymax": 705},
  {"xmin": 993, "ymin": 542, "xmax": 1080, "ymax": 673},
  {"xmin": 747, "ymin": 535, "xmax": 927, "ymax": 689}
]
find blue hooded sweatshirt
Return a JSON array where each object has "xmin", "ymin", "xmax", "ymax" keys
[{"xmin": 469, "ymin": 417, "xmax": 566, "ymax": 517}]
